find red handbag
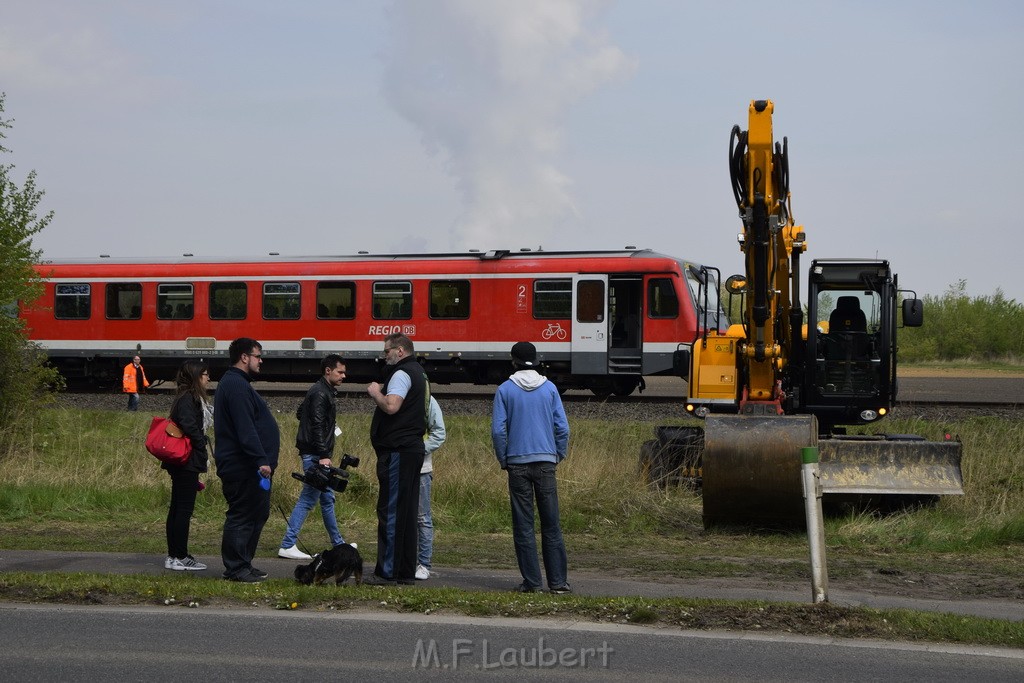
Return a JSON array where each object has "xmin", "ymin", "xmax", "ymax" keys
[{"xmin": 145, "ymin": 416, "xmax": 192, "ymax": 466}]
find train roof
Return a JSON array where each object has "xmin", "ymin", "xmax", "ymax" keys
[{"xmin": 38, "ymin": 247, "xmax": 686, "ymax": 266}]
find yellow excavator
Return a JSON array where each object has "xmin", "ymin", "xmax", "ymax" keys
[{"xmin": 646, "ymin": 100, "xmax": 963, "ymax": 528}]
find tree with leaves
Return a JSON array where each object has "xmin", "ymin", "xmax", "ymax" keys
[{"xmin": 0, "ymin": 92, "xmax": 62, "ymax": 457}]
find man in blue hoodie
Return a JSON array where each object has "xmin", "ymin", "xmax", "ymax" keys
[{"xmin": 491, "ymin": 341, "xmax": 571, "ymax": 594}]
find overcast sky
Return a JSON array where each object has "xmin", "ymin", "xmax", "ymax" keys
[{"xmin": 2, "ymin": 1, "xmax": 1021, "ymax": 302}]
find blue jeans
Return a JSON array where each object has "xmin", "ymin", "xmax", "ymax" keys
[
  {"xmin": 127, "ymin": 393, "xmax": 140, "ymax": 411},
  {"xmin": 507, "ymin": 462, "xmax": 568, "ymax": 590},
  {"xmin": 280, "ymin": 455, "xmax": 344, "ymax": 549},
  {"xmin": 374, "ymin": 448, "xmax": 423, "ymax": 581},
  {"xmin": 417, "ymin": 472, "xmax": 433, "ymax": 568}
]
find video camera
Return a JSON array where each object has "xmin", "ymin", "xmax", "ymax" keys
[{"xmin": 291, "ymin": 454, "xmax": 360, "ymax": 493}]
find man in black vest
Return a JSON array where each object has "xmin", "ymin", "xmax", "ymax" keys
[{"xmin": 367, "ymin": 333, "xmax": 429, "ymax": 584}]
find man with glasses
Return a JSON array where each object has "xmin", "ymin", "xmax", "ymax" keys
[
  {"xmin": 213, "ymin": 337, "xmax": 280, "ymax": 582},
  {"xmin": 366, "ymin": 333, "xmax": 429, "ymax": 585}
]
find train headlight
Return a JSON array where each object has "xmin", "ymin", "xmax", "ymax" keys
[{"xmin": 859, "ymin": 409, "xmax": 879, "ymax": 422}]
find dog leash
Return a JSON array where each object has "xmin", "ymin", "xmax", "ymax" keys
[{"xmin": 275, "ymin": 503, "xmax": 315, "ymax": 558}]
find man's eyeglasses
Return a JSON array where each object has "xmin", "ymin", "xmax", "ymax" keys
[{"xmin": 246, "ymin": 353, "xmax": 263, "ymax": 359}]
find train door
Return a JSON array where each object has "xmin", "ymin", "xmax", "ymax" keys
[
  {"xmin": 608, "ymin": 277, "xmax": 643, "ymax": 374},
  {"xmin": 570, "ymin": 275, "xmax": 608, "ymax": 375}
]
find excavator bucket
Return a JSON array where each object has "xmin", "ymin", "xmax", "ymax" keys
[
  {"xmin": 819, "ymin": 437, "xmax": 964, "ymax": 496},
  {"xmin": 701, "ymin": 415, "xmax": 964, "ymax": 529},
  {"xmin": 702, "ymin": 414, "xmax": 818, "ymax": 529}
]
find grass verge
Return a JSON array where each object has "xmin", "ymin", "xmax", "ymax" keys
[{"xmin": 1, "ymin": 405, "xmax": 1022, "ymax": 646}]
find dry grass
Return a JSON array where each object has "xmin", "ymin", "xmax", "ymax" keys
[{"xmin": 2, "ymin": 404, "xmax": 1021, "ymax": 561}]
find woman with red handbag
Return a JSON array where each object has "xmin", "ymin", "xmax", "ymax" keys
[{"xmin": 164, "ymin": 361, "xmax": 213, "ymax": 571}]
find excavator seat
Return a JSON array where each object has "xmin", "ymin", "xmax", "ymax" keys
[{"xmin": 829, "ymin": 296, "xmax": 866, "ymax": 333}]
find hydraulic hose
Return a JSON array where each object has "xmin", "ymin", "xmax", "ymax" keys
[{"xmin": 729, "ymin": 125, "xmax": 747, "ymax": 210}]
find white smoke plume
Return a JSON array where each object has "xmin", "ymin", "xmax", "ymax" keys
[{"xmin": 382, "ymin": 0, "xmax": 635, "ymax": 249}]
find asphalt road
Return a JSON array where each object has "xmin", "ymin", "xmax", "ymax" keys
[
  {"xmin": 2, "ymin": 549, "xmax": 1023, "ymax": 623},
  {"xmin": 2, "ymin": 603, "xmax": 1022, "ymax": 681},
  {"xmin": 896, "ymin": 376, "xmax": 1024, "ymax": 404}
]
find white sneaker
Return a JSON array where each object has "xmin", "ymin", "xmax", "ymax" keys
[
  {"xmin": 415, "ymin": 564, "xmax": 430, "ymax": 580},
  {"xmin": 166, "ymin": 557, "xmax": 186, "ymax": 571},
  {"xmin": 278, "ymin": 545, "xmax": 312, "ymax": 560},
  {"xmin": 164, "ymin": 556, "xmax": 175, "ymax": 570}
]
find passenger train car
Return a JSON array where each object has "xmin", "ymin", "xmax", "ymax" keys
[{"xmin": 21, "ymin": 248, "xmax": 726, "ymax": 395}]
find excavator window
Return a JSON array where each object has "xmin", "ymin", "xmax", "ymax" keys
[
  {"xmin": 829, "ymin": 296, "xmax": 866, "ymax": 333},
  {"xmin": 815, "ymin": 291, "xmax": 880, "ymax": 394}
]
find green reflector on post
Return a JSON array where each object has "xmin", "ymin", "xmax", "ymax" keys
[{"xmin": 801, "ymin": 446, "xmax": 819, "ymax": 465}]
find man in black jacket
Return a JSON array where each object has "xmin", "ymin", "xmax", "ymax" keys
[
  {"xmin": 214, "ymin": 337, "xmax": 280, "ymax": 583},
  {"xmin": 278, "ymin": 354, "xmax": 350, "ymax": 560},
  {"xmin": 366, "ymin": 333, "xmax": 429, "ymax": 585}
]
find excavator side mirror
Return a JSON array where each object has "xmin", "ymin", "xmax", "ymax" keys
[
  {"xmin": 902, "ymin": 299, "xmax": 924, "ymax": 327},
  {"xmin": 673, "ymin": 347, "xmax": 691, "ymax": 380}
]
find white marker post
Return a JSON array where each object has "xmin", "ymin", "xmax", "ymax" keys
[{"xmin": 801, "ymin": 446, "xmax": 828, "ymax": 603}]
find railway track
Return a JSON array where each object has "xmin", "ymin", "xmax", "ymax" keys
[
  {"xmin": 57, "ymin": 387, "xmax": 1022, "ymax": 423},
  {"xmin": 68, "ymin": 385, "xmax": 1023, "ymax": 409},
  {"xmin": 110, "ymin": 377, "xmax": 1024, "ymax": 408}
]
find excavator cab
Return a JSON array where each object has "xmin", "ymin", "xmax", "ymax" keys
[{"xmin": 801, "ymin": 259, "xmax": 916, "ymax": 431}]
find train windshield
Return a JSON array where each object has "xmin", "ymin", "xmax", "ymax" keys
[{"xmin": 683, "ymin": 264, "xmax": 729, "ymax": 331}]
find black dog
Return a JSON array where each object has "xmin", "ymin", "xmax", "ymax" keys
[{"xmin": 294, "ymin": 544, "xmax": 363, "ymax": 586}]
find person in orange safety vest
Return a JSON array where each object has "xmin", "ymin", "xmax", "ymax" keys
[{"xmin": 123, "ymin": 355, "xmax": 150, "ymax": 411}]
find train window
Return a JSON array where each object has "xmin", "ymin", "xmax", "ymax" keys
[
  {"xmin": 157, "ymin": 283, "xmax": 194, "ymax": 320},
  {"xmin": 576, "ymin": 280, "xmax": 605, "ymax": 323},
  {"xmin": 429, "ymin": 280, "xmax": 469, "ymax": 319},
  {"xmin": 372, "ymin": 281, "xmax": 412, "ymax": 319},
  {"xmin": 533, "ymin": 279, "xmax": 571, "ymax": 319},
  {"xmin": 105, "ymin": 283, "xmax": 142, "ymax": 320},
  {"xmin": 317, "ymin": 282, "xmax": 356, "ymax": 320},
  {"xmin": 210, "ymin": 282, "xmax": 247, "ymax": 320},
  {"xmin": 648, "ymin": 278, "xmax": 679, "ymax": 318},
  {"xmin": 54, "ymin": 283, "xmax": 91, "ymax": 320},
  {"xmin": 263, "ymin": 282, "xmax": 301, "ymax": 320}
]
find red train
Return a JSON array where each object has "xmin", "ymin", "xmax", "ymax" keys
[{"xmin": 22, "ymin": 248, "xmax": 726, "ymax": 395}]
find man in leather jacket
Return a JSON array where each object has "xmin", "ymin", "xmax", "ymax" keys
[{"xmin": 278, "ymin": 354, "xmax": 350, "ymax": 560}]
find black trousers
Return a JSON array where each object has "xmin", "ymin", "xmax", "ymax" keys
[
  {"xmin": 220, "ymin": 477, "xmax": 270, "ymax": 578},
  {"xmin": 374, "ymin": 447, "xmax": 424, "ymax": 581},
  {"xmin": 166, "ymin": 467, "xmax": 199, "ymax": 559}
]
